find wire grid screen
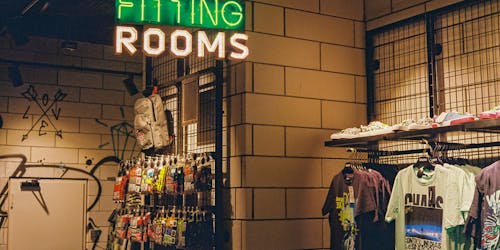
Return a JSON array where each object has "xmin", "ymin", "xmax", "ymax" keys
[
  {"xmin": 372, "ymin": 19, "xmax": 431, "ymax": 164},
  {"xmin": 434, "ymin": 0, "xmax": 500, "ymax": 166},
  {"xmin": 152, "ymin": 48, "xmax": 178, "ymax": 83},
  {"xmin": 152, "ymin": 51, "xmax": 180, "ymax": 153},
  {"xmin": 182, "ymin": 34, "xmax": 218, "ymax": 210},
  {"xmin": 159, "ymin": 85, "xmax": 179, "ymax": 153},
  {"xmin": 184, "ymin": 30, "xmax": 217, "ymax": 155},
  {"xmin": 151, "ymin": 31, "xmax": 220, "ymax": 211},
  {"xmin": 152, "ymin": 31, "xmax": 219, "ymax": 155}
]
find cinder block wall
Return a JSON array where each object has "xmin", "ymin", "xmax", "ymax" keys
[
  {"xmin": 226, "ymin": 1, "xmax": 367, "ymax": 249},
  {"xmin": 365, "ymin": 0, "xmax": 466, "ymax": 30},
  {"xmin": 0, "ymin": 36, "xmax": 142, "ymax": 249}
]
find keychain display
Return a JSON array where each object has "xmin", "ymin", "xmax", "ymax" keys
[
  {"xmin": 111, "ymin": 206, "xmax": 213, "ymax": 249},
  {"xmin": 109, "ymin": 152, "xmax": 215, "ymax": 250},
  {"xmin": 117, "ymin": 153, "xmax": 214, "ymax": 198},
  {"xmin": 113, "ymin": 162, "xmax": 129, "ymax": 201}
]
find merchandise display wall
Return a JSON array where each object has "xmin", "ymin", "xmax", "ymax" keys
[
  {"xmin": 0, "ymin": 35, "xmax": 143, "ymax": 250},
  {"xmin": 226, "ymin": 1, "xmax": 366, "ymax": 249},
  {"xmin": 325, "ymin": 1, "xmax": 500, "ymax": 250},
  {"xmin": 1, "ymin": 0, "xmax": 493, "ymax": 249}
]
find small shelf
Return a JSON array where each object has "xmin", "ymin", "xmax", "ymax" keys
[{"xmin": 324, "ymin": 119, "xmax": 500, "ymax": 148}]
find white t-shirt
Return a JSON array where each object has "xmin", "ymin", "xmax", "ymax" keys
[
  {"xmin": 385, "ymin": 164, "xmax": 465, "ymax": 250},
  {"xmin": 442, "ymin": 164, "xmax": 476, "ymax": 215}
]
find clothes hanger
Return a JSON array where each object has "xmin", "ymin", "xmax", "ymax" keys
[
  {"xmin": 414, "ymin": 140, "xmax": 435, "ymax": 178},
  {"xmin": 342, "ymin": 148, "xmax": 356, "ymax": 175}
]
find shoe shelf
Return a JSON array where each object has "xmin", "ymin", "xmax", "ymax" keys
[{"xmin": 324, "ymin": 118, "xmax": 500, "ymax": 148}]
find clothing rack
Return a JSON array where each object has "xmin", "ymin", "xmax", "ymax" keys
[{"xmin": 352, "ymin": 141, "xmax": 500, "ymax": 157}]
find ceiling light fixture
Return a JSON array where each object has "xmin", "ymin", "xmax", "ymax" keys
[
  {"xmin": 61, "ymin": 40, "xmax": 78, "ymax": 52},
  {"xmin": 39, "ymin": 1, "xmax": 50, "ymax": 13}
]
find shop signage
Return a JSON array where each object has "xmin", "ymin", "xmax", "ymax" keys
[
  {"xmin": 114, "ymin": 0, "xmax": 248, "ymax": 60},
  {"xmin": 116, "ymin": 0, "xmax": 244, "ymax": 30}
]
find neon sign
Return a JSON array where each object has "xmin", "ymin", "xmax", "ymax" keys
[
  {"xmin": 115, "ymin": 26, "xmax": 249, "ymax": 60},
  {"xmin": 116, "ymin": 0, "xmax": 245, "ymax": 30},
  {"xmin": 114, "ymin": 0, "xmax": 248, "ymax": 60}
]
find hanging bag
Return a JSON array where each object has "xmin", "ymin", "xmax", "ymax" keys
[{"xmin": 134, "ymin": 94, "xmax": 173, "ymax": 151}]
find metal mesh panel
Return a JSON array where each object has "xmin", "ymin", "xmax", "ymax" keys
[
  {"xmin": 372, "ymin": 19, "xmax": 430, "ymax": 164},
  {"xmin": 151, "ymin": 30, "xmax": 222, "ymax": 216},
  {"xmin": 370, "ymin": 0, "xmax": 500, "ymax": 166},
  {"xmin": 158, "ymin": 85, "xmax": 179, "ymax": 153},
  {"xmin": 434, "ymin": 0, "xmax": 500, "ymax": 165},
  {"xmin": 152, "ymin": 53, "xmax": 178, "ymax": 84},
  {"xmin": 183, "ymin": 31, "xmax": 218, "ymax": 155},
  {"xmin": 151, "ymin": 31, "xmax": 219, "ymax": 155}
]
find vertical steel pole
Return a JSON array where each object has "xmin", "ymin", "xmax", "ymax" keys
[
  {"xmin": 426, "ymin": 15, "xmax": 436, "ymax": 118},
  {"xmin": 214, "ymin": 60, "xmax": 224, "ymax": 250},
  {"xmin": 366, "ymin": 32, "xmax": 376, "ymax": 123}
]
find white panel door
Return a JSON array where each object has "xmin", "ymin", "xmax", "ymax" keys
[{"xmin": 8, "ymin": 178, "xmax": 87, "ymax": 250}]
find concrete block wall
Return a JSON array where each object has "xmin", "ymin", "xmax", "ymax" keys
[
  {"xmin": 365, "ymin": 0, "xmax": 467, "ymax": 30},
  {"xmin": 225, "ymin": 1, "xmax": 367, "ymax": 249},
  {"xmin": 0, "ymin": 35, "xmax": 142, "ymax": 249}
]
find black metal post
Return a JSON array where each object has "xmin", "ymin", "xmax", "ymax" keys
[
  {"xmin": 366, "ymin": 32, "xmax": 376, "ymax": 123},
  {"xmin": 425, "ymin": 15, "xmax": 436, "ymax": 118},
  {"xmin": 214, "ymin": 59, "xmax": 224, "ymax": 250},
  {"xmin": 145, "ymin": 57, "xmax": 153, "ymax": 88},
  {"xmin": 365, "ymin": 32, "xmax": 380, "ymax": 163}
]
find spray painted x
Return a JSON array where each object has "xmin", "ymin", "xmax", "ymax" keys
[{"xmin": 21, "ymin": 85, "xmax": 67, "ymax": 141}]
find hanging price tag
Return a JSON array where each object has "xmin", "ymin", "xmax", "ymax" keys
[{"xmin": 348, "ymin": 186, "xmax": 355, "ymax": 204}]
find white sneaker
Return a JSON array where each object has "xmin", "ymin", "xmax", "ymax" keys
[
  {"xmin": 435, "ymin": 112, "xmax": 477, "ymax": 126},
  {"xmin": 330, "ymin": 127, "xmax": 361, "ymax": 140},
  {"xmin": 359, "ymin": 121, "xmax": 393, "ymax": 137},
  {"xmin": 392, "ymin": 119, "xmax": 416, "ymax": 131},
  {"xmin": 407, "ymin": 117, "xmax": 435, "ymax": 130}
]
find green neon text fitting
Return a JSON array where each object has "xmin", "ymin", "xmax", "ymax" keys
[{"xmin": 115, "ymin": 0, "xmax": 244, "ymax": 30}]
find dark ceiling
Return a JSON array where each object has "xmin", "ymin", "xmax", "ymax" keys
[{"xmin": 0, "ymin": 0, "xmax": 117, "ymax": 45}]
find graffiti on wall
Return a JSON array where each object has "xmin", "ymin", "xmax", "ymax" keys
[
  {"xmin": 0, "ymin": 154, "xmax": 120, "ymax": 227},
  {"xmin": 94, "ymin": 105, "xmax": 138, "ymax": 160},
  {"xmin": 20, "ymin": 85, "xmax": 67, "ymax": 141}
]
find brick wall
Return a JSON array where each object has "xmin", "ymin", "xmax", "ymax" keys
[
  {"xmin": 225, "ymin": 1, "xmax": 367, "ymax": 249},
  {"xmin": 0, "ymin": 35, "xmax": 142, "ymax": 249},
  {"xmin": 365, "ymin": 0, "xmax": 466, "ymax": 30}
]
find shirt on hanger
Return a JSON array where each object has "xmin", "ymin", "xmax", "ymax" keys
[
  {"xmin": 386, "ymin": 165, "xmax": 464, "ymax": 250},
  {"xmin": 360, "ymin": 168, "xmax": 395, "ymax": 250},
  {"xmin": 442, "ymin": 164, "xmax": 476, "ymax": 250},
  {"xmin": 465, "ymin": 161, "xmax": 500, "ymax": 250},
  {"xmin": 322, "ymin": 170, "xmax": 377, "ymax": 250}
]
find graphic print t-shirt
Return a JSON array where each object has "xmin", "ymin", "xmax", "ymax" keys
[
  {"xmin": 386, "ymin": 165, "xmax": 464, "ymax": 250},
  {"xmin": 322, "ymin": 171, "xmax": 377, "ymax": 250},
  {"xmin": 466, "ymin": 161, "xmax": 500, "ymax": 250}
]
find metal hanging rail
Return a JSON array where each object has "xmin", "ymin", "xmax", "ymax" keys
[{"xmin": 0, "ymin": 58, "xmax": 142, "ymax": 76}]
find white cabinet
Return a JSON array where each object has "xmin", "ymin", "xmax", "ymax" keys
[{"xmin": 8, "ymin": 178, "xmax": 87, "ymax": 250}]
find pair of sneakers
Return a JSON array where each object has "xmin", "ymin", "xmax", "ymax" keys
[
  {"xmin": 391, "ymin": 118, "xmax": 435, "ymax": 131},
  {"xmin": 434, "ymin": 111, "xmax": 477, "ymax": 126},
  {"xmin": 479, "ymin": 106, "xmax": 500, "ymax": 119},
  {"xmin": 330, "ymin": 110, "xmax": 491, "ymax": 140},
  {"xmin": 330, "ymin": 121, "xmax": 392, "ymax": 140},
  {"xmin": 394, "ymin": 112, "xmax": 477, "ymax": 129}
]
